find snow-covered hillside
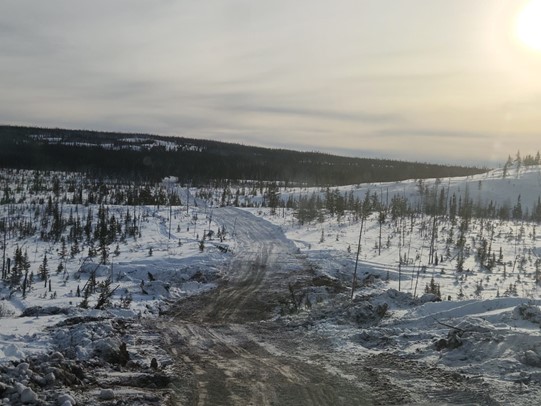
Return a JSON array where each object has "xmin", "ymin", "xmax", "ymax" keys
[
  {"xmin": 232, "ymin": 164, "xmax": 541, "ymax": 298},
  {"xmin": 28, "ymin": 133, "xmax": 203, "ymax": 153},
  {"xmin": 265, "ymin": 164, "xmax": 541, "ymax": 214}
]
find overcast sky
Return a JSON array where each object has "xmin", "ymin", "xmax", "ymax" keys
[{"xmin": 1, "ymin": 0, "xmax": 541, "ymax": 166}]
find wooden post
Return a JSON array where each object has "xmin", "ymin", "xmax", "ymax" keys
[
  {"xmin": 168, "ymin": 200, "xmax": 172, "ymax": 239},
  {"xmin": 351, "ymin": 214, "xmax": 365, "ymax": 301}
]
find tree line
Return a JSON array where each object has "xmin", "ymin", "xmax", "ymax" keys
[{"xmin": 0, "ymin": 125, "xmax": 484, "ymax": 187}]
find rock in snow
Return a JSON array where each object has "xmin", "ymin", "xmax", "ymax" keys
[
  {"xmin": 99, "ymin": 389, "xmax": 115, "ymax": 400},
  {"xmin": 4, "ymin": 343, "xmax": 25, "ymax": 359},
  {"xmin": 45, "ymin": 372, "xmax": 56, "ymax": 385},
  {"xmin": 20, "ymin": 387, "xmax": 38, "ymax": 404},
  {"xmin": 57, "ymin": 393, "xmax": 77, "ymax": 405}
]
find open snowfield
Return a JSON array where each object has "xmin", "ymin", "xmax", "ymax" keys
[{"xmin": 2, "ymin": 164, "xmax": 541, "ymax": 404}]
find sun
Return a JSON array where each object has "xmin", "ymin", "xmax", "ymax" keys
[{"xmin": 516, "ymin": 0, "xmax": 541, "ymax": 52}]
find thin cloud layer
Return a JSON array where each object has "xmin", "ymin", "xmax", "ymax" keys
[{"xmin": 1, "ymin": 0, "xmax": 541, "ymax": 165}]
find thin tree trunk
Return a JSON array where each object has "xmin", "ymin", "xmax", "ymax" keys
[{"xmin": 351, "ymin": 215, "xmax": 365, "ymax": 301}]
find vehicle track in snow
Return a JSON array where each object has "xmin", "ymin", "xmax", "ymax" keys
[{"xmin": 161, "ymin": 207, "xmax": 378, "ymax": 405}]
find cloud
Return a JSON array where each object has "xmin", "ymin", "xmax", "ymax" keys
[
  {"xmin": 0, "ymin": 18, "xmax": 59, "ymax": 58},
  {"xmin": 0, "ymin": 1, "xmax": 540, "ymax": 166},
  {"xmin": 223, "ymin": 104, "xmax": 404, "ymax": 125},
  {"xmin": 375, "ymin": 128, "xmax": 494, "ymax": 140}
]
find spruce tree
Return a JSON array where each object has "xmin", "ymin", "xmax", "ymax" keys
[
  {"xmin": 38, "ymin": 254, "xmax": 49, "ymax": 281},
  {"xmin": 9, "ymin": 246, "xmax": 23, "ymax": 288},
  {"xmin": 59, "ymin": 236, "xmax": 67, "ymax": 259}
]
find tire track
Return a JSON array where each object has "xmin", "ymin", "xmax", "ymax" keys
[{"xmin": 159, "ymin": 208, "xmax": 378, "ymax": 405}]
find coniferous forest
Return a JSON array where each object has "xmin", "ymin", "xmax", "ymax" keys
[{"xmin": 0, "ymin": 125, "xmax": 484, "ymax": 186}]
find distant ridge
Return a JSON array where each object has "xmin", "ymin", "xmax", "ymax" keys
[{"xmin": 0, "ymin": 125, "xmax": 484, "ymax": 186}]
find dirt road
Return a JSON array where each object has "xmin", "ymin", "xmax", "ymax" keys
[
  {"xmin": 160, "ymin": 208, "xmax": 500, "ymax": 405},
  {"xmin": 161, "ymin": 208, "xmax": 377, "ymax": 405}
]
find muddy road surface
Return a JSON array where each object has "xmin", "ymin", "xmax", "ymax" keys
[{"xmin": 159, "ymin": 208, "xmax": 500, "ymax": 406}]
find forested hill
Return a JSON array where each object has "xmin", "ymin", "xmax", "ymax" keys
[{"xmin": 0, "ymin": 125, "xmax": 484, "ymax": 186}]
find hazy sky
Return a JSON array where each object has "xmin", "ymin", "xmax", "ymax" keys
[{"xmin": 2, "ymin": 0, "xmax": 541, "ymax": 166}]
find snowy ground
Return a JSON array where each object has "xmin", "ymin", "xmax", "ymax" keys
[
  {"xmin": 0, "ymin": 179, "xmax": 232, "ymax": 404},
  {"xmin": 239, "ymin": 168, "xmax": 541, "ymax": 403},
  {"xmin": 2, "ymin": 165, "xmax": 541, "ymax": 404}
]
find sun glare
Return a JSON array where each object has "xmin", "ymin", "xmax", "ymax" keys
[{"xmin": 516, "ymin": 0, "xmax": 541, "ymax": 52}]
